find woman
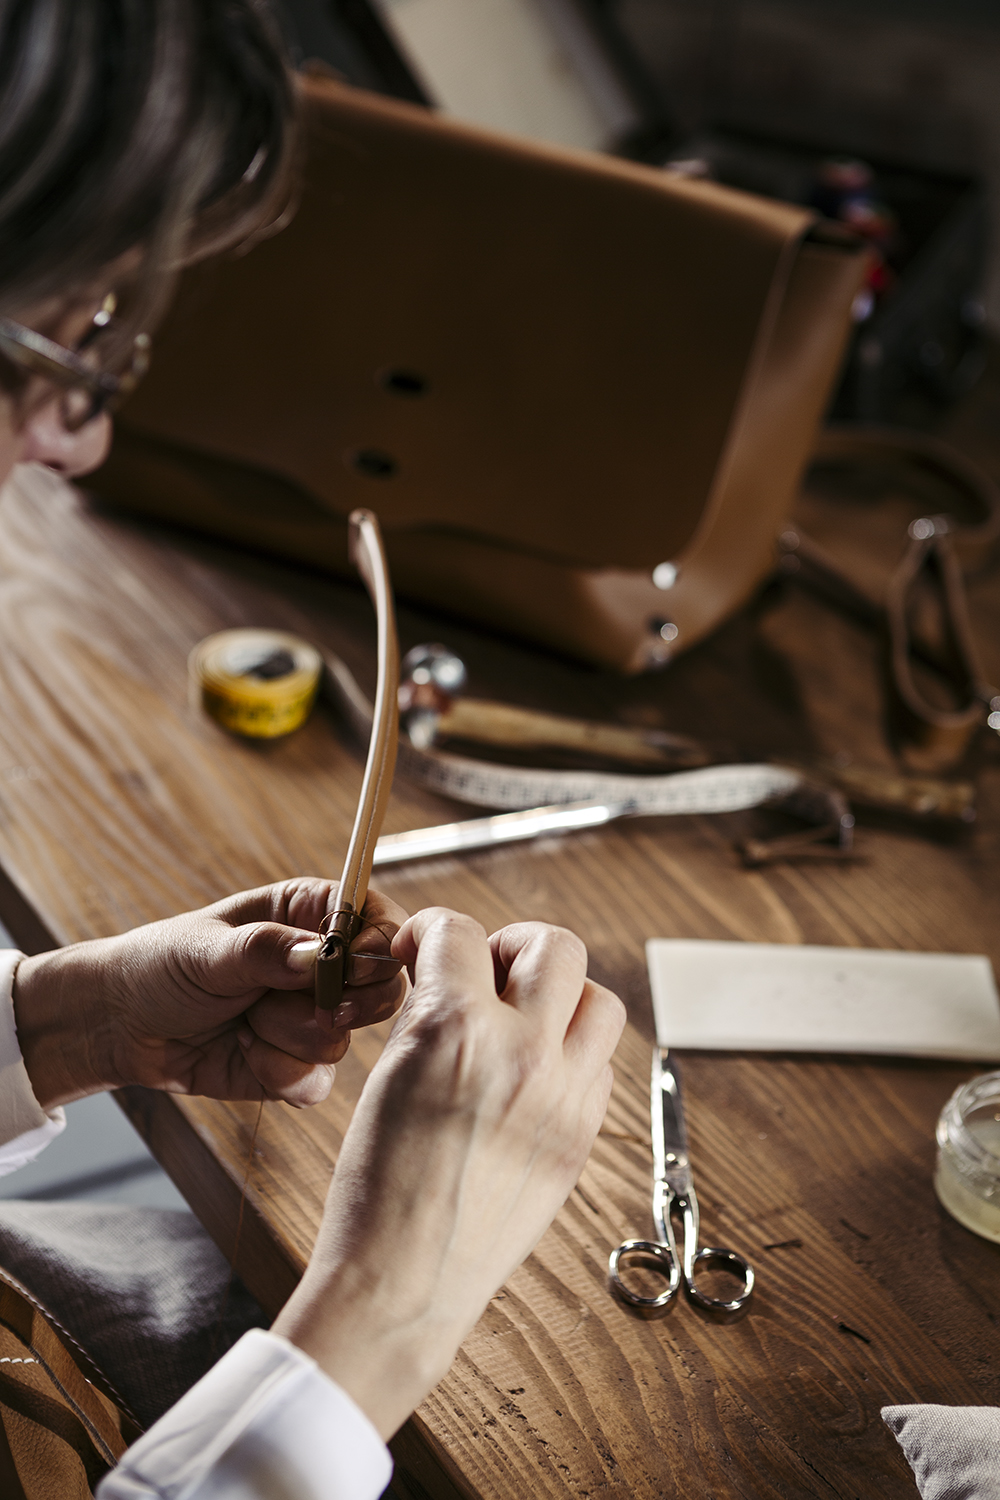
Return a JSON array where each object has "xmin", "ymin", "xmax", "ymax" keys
[{"xmin": 0, "ymin": 2, "xmax": 625, "ymax": 1494}]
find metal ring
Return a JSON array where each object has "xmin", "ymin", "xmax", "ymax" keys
[
  {"xmin": 608, "ymin": 1240, "xmax": 680, "ymax": 1317},
  {"xmin": 685, "ymin": 1246, "xmax": 755, "ymax": 1321}
]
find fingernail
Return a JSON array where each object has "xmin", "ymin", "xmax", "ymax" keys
[
  {"xmin": 333, "ymin": 1000, "xmax": 357, "ymax": 1028},
  {"xmin": 237, "ymin": 1025, "xmax": 253, "ymax": 1050},
  {"xmin": 288, "ymin": 937, "xmax": 321, "ymax": 972}
]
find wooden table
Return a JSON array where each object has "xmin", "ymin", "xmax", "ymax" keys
[{"xmin": 0, "ymin": 382, "xmax": 999, "ymax": 1497}]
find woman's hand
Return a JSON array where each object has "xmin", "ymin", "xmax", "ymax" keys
[
  {"xmin": 272, "ymin": 907, "xmax": 626, "ymax": 1440},
  {"xmin": 12, "ymin": 877, "xmax": 408, "ymax": 1110}
]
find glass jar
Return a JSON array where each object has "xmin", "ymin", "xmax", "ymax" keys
[{"xmin": 935, "ymin": 1072, "xmax": 1000, "ymax": 1242}]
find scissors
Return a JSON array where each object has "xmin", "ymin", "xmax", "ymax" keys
[{"xmin": 609, "ymin": 1048, "xmax": 754, "ymax": 1320}]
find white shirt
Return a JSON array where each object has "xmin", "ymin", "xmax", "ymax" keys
[{"xmin": 0, "ymin": 949, "xmax": 392, "ymax": 1499}]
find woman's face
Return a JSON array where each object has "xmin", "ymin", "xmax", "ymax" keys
[{"xmin": 0, "ymin": 294, "xmax": 114, "ymax": 492}]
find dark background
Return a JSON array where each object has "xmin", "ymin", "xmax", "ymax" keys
[{"xmin": 617, "ymin": 0, "xmax": 1000, "ymax": 322}]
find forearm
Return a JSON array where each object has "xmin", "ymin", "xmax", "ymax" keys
[
  {"xmin": 272, "ymin": 1250, "xmax": 460, "ymax": 1442},
  {"xmin": 272, "ymin": 910, "xmax": 621, "ymax": 1442},
  {"xmin": 272, "ymin": 1098, "xmax": 466, "ymax": 1437},
  {"xmin": 12, "ymin": 942, "xmax": 119, "ymax": 1109},
  {"xmin": 0, "ymin": 947, "xmax": 68, "ymax": 1162}
]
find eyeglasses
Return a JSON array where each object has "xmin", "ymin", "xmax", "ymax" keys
[{"xmin": 0, "ymin": 296, "xmax": 150, "ymax": 432}]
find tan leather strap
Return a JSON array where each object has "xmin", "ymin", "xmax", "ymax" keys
[
  {"xmin": 787, "ymin": 426, "xmax": 1000, "ymax": 770},
  {"xmin": 0, "ymin": 1264, "xmax": 140, "ymax": 1497},
  {"xmin": 885, "ymin": 520, "xmax": 990, "ymax": 767},
  {"xmin": 316, "ymin": 508, "xmax": 400, "ymax": 1009}
]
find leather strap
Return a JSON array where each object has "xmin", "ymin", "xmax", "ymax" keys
[
  {"xmin": 786, "ymin": 425, "xmax": 1000, "ymax": 770},
  {"xmin": 0, "ymin": 1264, "xmax": 140, "ymax": 1497},
  {"xmin": 315, "ymin": 508, "xmax": 399, "ymax": 1010}
]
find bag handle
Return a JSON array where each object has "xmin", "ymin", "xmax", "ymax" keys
[{"xmin": 782, "ymin": 425, "xmax": 1000, "ymax": 770}]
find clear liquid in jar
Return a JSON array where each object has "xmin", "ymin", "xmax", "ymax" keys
[{"xmin": 935, "ymin": 1102, "xmax": 1000, "ymax": 1243}]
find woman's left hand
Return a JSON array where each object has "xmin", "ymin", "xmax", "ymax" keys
[{"xmin": 12, "ymin": 877, "xmax": 408, "ymax": 1111}]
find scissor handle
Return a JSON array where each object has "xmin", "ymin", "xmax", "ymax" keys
[
  {"xmin": 608, "ymin": 1239, "xmax": 681, "ymax": 1317},
  {"xmin": 685, "ymin": 1245, "xmax": 755, "ymax": 1322}
]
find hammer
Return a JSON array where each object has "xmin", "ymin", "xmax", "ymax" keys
[{"xmin": 397, "ymin": 643, "xmax": 710, "ymax": 773}]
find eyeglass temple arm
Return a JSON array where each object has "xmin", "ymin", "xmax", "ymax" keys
[{"xmin": 315, "ymin": 509, "xmax": 400, "ymax": 1011}]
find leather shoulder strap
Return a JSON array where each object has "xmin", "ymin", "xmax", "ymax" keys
[
  {"xmin": 0, "ymin": 1265, "xmax": 141, "ymax": 1498},
  {"xmin": 789, "ymin": 425, "xmax": 1000, "ymax": 769}
]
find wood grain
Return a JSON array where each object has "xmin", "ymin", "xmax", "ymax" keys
[{"xmin": 0, "ymin": 414, "xmax": 999, "ymax": 1498}]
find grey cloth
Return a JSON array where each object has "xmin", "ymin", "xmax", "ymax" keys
[
  {"xmin": 0, "ymin": 1201, "xmax": 266, "ymax": 1429},
  {"xmin": 883, "ymin": 1405, "xmax": 1000, "ymax": 1499}
]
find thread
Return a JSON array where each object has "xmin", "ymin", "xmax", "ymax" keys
[{"xmin": 212, "ymin": 1094, "xmax": 265, "ymax": 1359}]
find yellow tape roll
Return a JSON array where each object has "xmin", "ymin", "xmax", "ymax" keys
[{"xmin": 190, "ymin": 629, "xmax": 322, "ymax": 740}]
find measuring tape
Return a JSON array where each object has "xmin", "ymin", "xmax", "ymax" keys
[
  {"xmin": 323, "ymin": 651, "xmax": 801, "ymax": 814},
  {"xmin": 394, "ymin": 745, "xmax": 799, "ymax": 815},
  {"xmin": 189, "ymin": 631, "xmax": 797, "ymax": 810},
  {"xmin": 191, "ymin": 629, "xmax": 322, "ymax": 740}
]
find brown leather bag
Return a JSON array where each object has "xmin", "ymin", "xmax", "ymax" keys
[
  {"xmin": 93, "ymin": 74, "xmax": 869, "ymax": 674},
  {"xmin": 0, "ymin": 1267, "xmax": 139, "ymax": 1498}
]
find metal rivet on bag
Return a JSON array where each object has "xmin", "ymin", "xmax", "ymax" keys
[
  {"xmin": 348, "ymin": 449, "xmax": 398, "ymax": 479},
  {"xmin": 379, "ymin": 369, "xmax": 429, "ymax": 396},
  {"xmin": 650, "ymin": 619, "xmax": 679, "ymax": 643},
  {"xmin": 652, "ymin": 562, "xmax": 679, "ymax": 590}
]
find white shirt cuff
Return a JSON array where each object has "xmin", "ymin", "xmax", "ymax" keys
[
  {"xmin": 97, "ymin": 1328, "xmax": 393, "ymax": 1500},
  {"xmin": 0, "ymin": 948, "xmax": 65, "ymax": 1174}
]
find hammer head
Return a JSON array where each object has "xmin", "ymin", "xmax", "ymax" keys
[{"xmin": 398, "ymin": 643, "xmax": 468, "ymax": 748}]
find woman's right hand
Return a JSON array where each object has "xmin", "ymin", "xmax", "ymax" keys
[{"xmin": 271, "ymin": 907, "xmax": 626, "ymax": 1439}]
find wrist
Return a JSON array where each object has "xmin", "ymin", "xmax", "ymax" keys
[
  {"xmin": 12, "ymin": 944, "xmax": 119, "ymax": 1109},
  {"xmin": 272, "ymin": 1259, "xmax": 464, "ymax": 1440}
]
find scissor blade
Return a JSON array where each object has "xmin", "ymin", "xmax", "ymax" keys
[
  {"xmin": 651, "ymin": 1048, "xmax": 691, "ymax": 1186},
  {"xmin": 372, "ymin": 800, "xmax": 625, "ymax": 865}
]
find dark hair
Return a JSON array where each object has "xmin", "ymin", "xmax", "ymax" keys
[{"xmin": 0, "ymin": 0, "xmax": 297, "ymax": 357}]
